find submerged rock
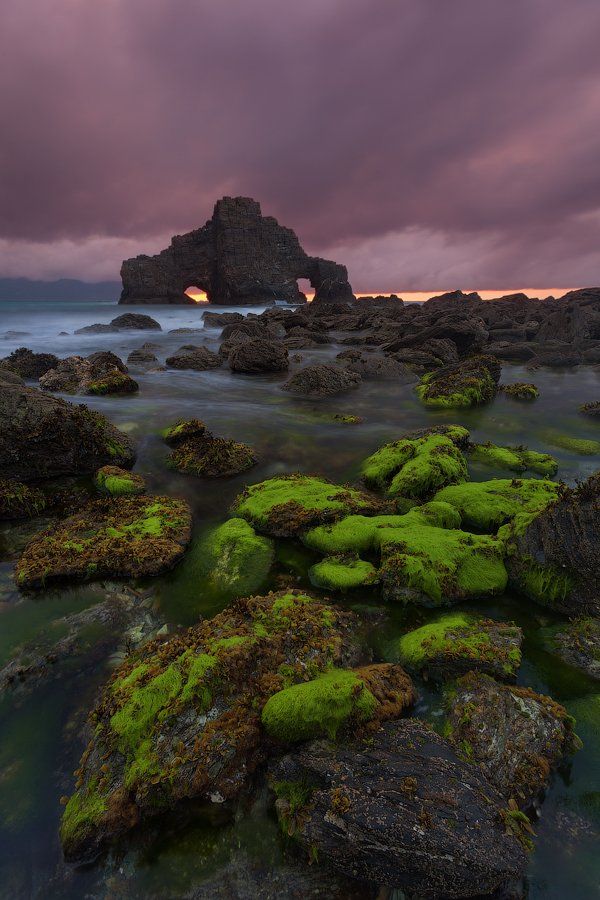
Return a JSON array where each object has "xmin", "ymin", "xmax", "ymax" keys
[
  {"xmin": 446, "ymin": 672, "xmax": 580, "ymax": 809},
  {"xmin": 508, "ymin": 473, "xmax": 600, "ymax": 615},
  {"xmin": 579, "ymin": 400, "xmax": 600, "ymax": 418},
  {"xmin": 501, "ymin": 382, "xmax": 539, "ymax": 401},
  {"xmin": 468, "ymin": 442, "xmax": 557, "ymax": 476},
  {"xmin": 228, "ymin": 338, "xmax": 289, "ymax": 373},
  {"xmin": 126, "ymin": 348, "xmax": 159, "ymax": 368},
  {"xmin": 281, "ymin": 364, "xmax": 361, "ymax": 397},
  {"xmin": 94, "ymin": 466, "xmax": 146, "ymax": 496},
  {"xmin": 163, "ymin": 419, "xmax": 257, "ymax": 478},
  {"xmin": 165, "ymin": 345, "xmax": 222, "ymax": 370},
  {"xmin": 16, "ymin": 496, "xmax": 192, "ymax": 588},
  {"xmin": 270, "ymin": 718, "xmax": 528, "ymax": 897},
  {"xmin": 395, "ymin": 613, "xmax": 522, "ymax": 681},
  {"xmin": 416, "ymin": 355, "xmax": 501, "ymax": 408},
  {"xmin": 59, "ymin": 591, "xmax": 364, "ymax": 862},
  {"xmin": 552, "ymin": 618, "xmax": 600, "ymax": 680},
  {"xmin": 0, "ymin": 377, "xmax": 135, "ymax": 481},
  {"xmin": 233, "ymin": 474, "xmax": 384, "ymax": 537},
  {"xmin": 109, "ymin": 313, "xmax": 162, "ymax": 330},
  {"xmin": 0, "ymin": 347, "xmax": 59, "ymax": 379},
  {"xmin": 0, "ymin": 478, "xmax": 47, "ymax": 520},
  {"xmin": 361, "ymin": 430, "xmax": 468, "ymax": 499}
]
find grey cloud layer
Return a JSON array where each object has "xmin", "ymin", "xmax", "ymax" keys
[{"xmin": 1, "ymin": 0, "xmax": 599, "ymax": 287}]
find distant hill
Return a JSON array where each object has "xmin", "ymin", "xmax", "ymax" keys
[{"xmin": 0, "ymin": 278, "xmax": 121, "ymax": 301}]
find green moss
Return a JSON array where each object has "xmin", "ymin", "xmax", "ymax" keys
[
  {"xmin": 395, "ymin": 612, "xmax": 521, "ymax": 677},
  {"xmin": 499, "ymin": 807, "xmax": 536, "ymax": 852},
  {"xmin": 469, "ymin": 443, "xmax": 557, "ymax": 476},
  {"xmin": 415, "ymin": 357, "xmax": 498, "ymax": 409},
  {"xmin": 309, "ymin": 556, "xmax": 378, "ymax": 590},
  {"xmin": 161, "ymin": 419, "xmax": 208, "ymax": 446},
  {"xmin": 94, "ymin": 465, "xmax": 145, "ymax": 496},
  {"xmin": 501, "ymin": 382, "xmax": 539, "ymax": 401},
  {"xmin": 261, "ymin": 669, "xmax": 378, "ymax": 742},
  {"xmin": 190, "ymin": 517, "xmax": 274, "ymax": 598},
  {"xmin": 434, "ymin": 478, "xmax": 560, "ymax": 536},
  {"xmin": 303, "ymin": 501, "xmax": 461, "ymax": 556},
  {"xmin": 234, "ymin": 474, "xmax": 381, "ymax": 536},
  {"xmin": 380, "ymin": 525, "xmax": 507, "ymax": 605},
  {"xmin": 87, "ymin": 373, "xmax": 138, "ymax": 395},
  {"xmin": 361, "ymin": 434, "xmax": 468, "ymax": 498},
  {"xmin": 517, "ymin": 559, "xmax": 575, "ymax": 609},
  {"xmin": 272, "ymin": 780, "xmax": 314, "ymax": 836},
  {"xmin": 60, "ymin": 777, "xmax": 107, "ymax": 850},
  {"xmin": 0, "ymin": 478, "xmax": 47, "ymax": 520},
  {"xmin": 541, "ymin": 431, "xmax": 600, "ymax": 455}
]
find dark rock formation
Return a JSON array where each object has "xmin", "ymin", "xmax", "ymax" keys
[
  {"xmin": 229, "ymin": 338, "xmax": 289, "ymax": 374},
  {"xmin": 39, "ymin": 352, "xmax": 137, "ymax": 395},
  {"xmin": 165, "ymin": 345, "xmax": 222, "ymax": 371},
  {"xmin": 163, "ymin": 418, "xmax": 257, "ymax": 477},
  {"xmin": 447, "ymin": 672, "xmax": 580, "ymax": 809},
  {"xmin": 335, "ymin": 349, "xmax": 417, "ymax": 381},
  {"xmin": 270, "ymin": 719, "xmax": 527, "ymax": 897},
  {"xmin": 109, "ymin": 313, "xmax": 162, "ymax": 330},
  {"xmin": 282, "ymin": 364, "xmax": 361, "ymax": 397},
  {"xmin": 119, "ymin": 197, "xmax": 354, "ymax": 306},
  {"xmin": 0, "ymin": 375, "xmax": 135, "ymax": 481},
  {"xmin": 0, "ymin": 347, "xmax": 59, "ymax": 379},
  {"xmin": 126, "ymin": 348, "xmax": 159, "ymax": 367},
  {"xmin": 552, "ymin": 618, "xmax": 600, "ymax": 680}
]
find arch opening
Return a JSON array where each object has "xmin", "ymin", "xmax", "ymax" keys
[
  {"xmin": 296, "ymin": 278, "xmax": 313, "ymax": 302},
  {"xmin": 184, "ymin": 285, "xmax": 210, "ymax": 303}
]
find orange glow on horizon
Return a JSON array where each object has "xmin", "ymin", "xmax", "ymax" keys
[
  {"xmin": 185, "ymin": 288, "xmax": 208, "ymax": 302},
  {"xmin": 184, "ymin": 287, "xmax": 575, "ymax": 304}
]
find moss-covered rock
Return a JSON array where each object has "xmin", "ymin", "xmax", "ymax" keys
[
  {"xmin": 415, "ymin": 355, "xmax": 501, "ymax": 409},
  {"xmin": 194, "ymin": 517, "xmax": 274, "ymax": 598},
  {"xmin": 162, "ymin": 419, "xmax": 257, "ymax": 478},
  {"xmin": 86, "ymin": 372, "xmax": 138, "ymax": 395},
  {"xmin": 361, "ymin": 433, "xmax": 468, "ymax": 499},
  {"xmin": 94, "ymin": 466, "xmax": 145, "ymax": 496},
  {"xmin": 234, "ymin": 474, "xmax": 384, "ymax": 537},
  {"xmin": 446, "ymin": 672, "xmax": 581, "ymax": 809},
  {"xmin": 59, "ymin": 590, "xmax": 367, "ymax": 862},
  {"xmin": 262, "ymin": 663, "xmax": 414, "ymax": 743},
  {"xmin": 379, "ymin": 524, "xmax": 507, "ymax": 606},
  {"xmin": 501, "ymin": 382, "xmax": 539, "ymax": 401},
  {"xmin": 309, "ymin": 556, "xmax": 379, "ymax": 590},
  {"xmin": 541, "ymin": 431, "xmax": 600, "ymax": 455},
  {"xmin": 0, "ymin": 478, "xmax": 47, "ymax": 520},
  {"xmin": 468, "ymin": 442, "xmax": 557, "ymax": 476},
  {"xmin": 16, "ymin": 496, "xmax": 192, "ymax": 588},
  {"xmin": 552, "ymin": 618, "xmax": 600, "ymax": 680},
  {"xmin": 579, "ymin": 401, "xmax": 600, "ymax": 418},
  {"xmin": 434, "ymin": 478, "xmax": 560, "ymax": 536},
  {"xmin": 394, "ymin": 613, "xmax": 522, "ymax": 680}
]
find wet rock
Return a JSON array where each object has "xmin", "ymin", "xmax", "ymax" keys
[
  {"xmin": 193, "ymin": 518, "xmax": 274, "ymax": 598},
  {"xmin": 508, "ymin": 473, "xmax": 600, "ymax": 616},
  {"xmin": 552, "ymin": 618, "xmax": 600, "ymax": 680},
  {"xmin": 447, "ymin": 672, "xmax": 580, "ymax": 809},
  {"xmin": 434, "ymin": 478, "xmax": 560, "ymax": 536},
  {"xmin": 16, "ymin": 495, "xmax": 192, "ymax": 588},
  {"xmin": 166, "ymin": 345, "xmax": 222, "ymax": 370},
  {"xmin": 228, "ymin": 338, "xmax": 289, "ymax": 373},
  {"xmin": 74, "ymin": 323, "xmax": 120, "ymax": 335},
  {"xmin": 0, "ymin": 347, "xmax": 59, "ymax": 379},
  {"xmin": 579, "ymin": 400, "xmax": 600, "ymax": 417},
  {"xmin": 59, "ymin": 590, "xmax": 365, "ymax": 862},
  {"xmin": 126, "ymin": 348, "xmax": 159, "ymax": 367},
  {"xmin": 94, "ymin": 465, "xmax": 146, "ymax": 496},
  {"xmin": 394, "ymin": 612, "xmax": 522, "ymax": 681},
  {"xmin": 416, "ymin": 355, "xmax": 501, "ymax": 408},
  {"xmin": 39, "ymin": 352, "xmax": 136, "ymax": 395},
  {"xmin": 335, "ymin": 349, "xmax": 417, "ymax": 381},
  {"xmin": 163, "ymin": 419, "xmax": 257, "ymax": 477},
  {"xmin": 500, "ymin": 382, "xmax": 539, "ymax": 401},
  {"xmin": 383, "ymin": 316, "xmax": 488, "ymax": 357},
  {"xmin": 110, "ymin": 313, "xmax": 162, "ymax": 330},
  {"xmin": 0, "ymin": 377, "xmax": 135, "ymax": 481},
  {"xmin": 270, "ymin": 718, "xmax": 527, "ymax": 897},
  {"xmin": 281, "ymin": 364, "xmax": 361, "ymax": 397},
  {"xmin": 168, "ymin": 327, "xmax": 203, "ymax": 334},
  {"xmin": 0, "ymin": 478, "xmax": 47, "ymax": 520},
  {"xmin": 202, "ymin": 311, "xmax": 245, "ymax": 328},
  {"xmin": 119, "ymin": 197, "xmax": 353, "ymax": 306}
]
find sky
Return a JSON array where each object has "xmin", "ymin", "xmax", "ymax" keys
[{"xmin": 1, "ymin": 0, "xmax": 600, "ymax": 292}]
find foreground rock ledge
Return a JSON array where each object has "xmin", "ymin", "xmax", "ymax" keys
[{"xmin": 270, "ymin": 719, "xmax": 528, "ymax": 897}]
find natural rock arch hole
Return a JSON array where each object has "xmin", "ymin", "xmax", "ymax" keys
[
  {"xmin": 184, "ymin": 285, "xmax": 210, "ymax": 303},
  {"xmin": 297, "ymin": 278, "xmax": 313, "ymax": 302}
]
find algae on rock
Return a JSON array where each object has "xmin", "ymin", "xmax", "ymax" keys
[
  {"xmin": 309, "ymin": 556, "xmax": 379, "ymax": 591},
  {"xmin": 192, "ymin": 517, "xmax": 274, "ymax": 598},
  {"xmin": 415, "ymin": 356, "xmax": 500, "ymax": 409},
  {"xmin": 94, "ymin": 465, "xmax": 146, "ymax": 496},
  {"xmin": 361, "ymin": 432, "xmax": 468, "ymax": 499},
  {"xmin": 468, "ymin": 442, "xmax": 557, "ymax": 476},
  {"xmin": 434, "ymin": 478, "xmax": 560, "ymax": 537}
]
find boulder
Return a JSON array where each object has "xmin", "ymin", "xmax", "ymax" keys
[
  {"xmin": 74, "ymin": 323, "xmax": 119, "ymax": 335},
  {"xmin": 552, "ymin": 618, "xmax": 600, "ymax": 680},
  {"xmin": 270, "ymin": 719, "xmax": 527, "ymax": 897},
  {"xmin": 0, "ymin": 377, "xmax": 135, "ymax": 481},
  {"xmin": 229, "ymin": 339, "xmax": 289, "ymax": 374},
  {"xmin": 165, "ymin": 345, "xmax": 222, "ymax": 370},
  {"xmin": 335, "ymin": 350, "xmax": 417, "ymax": 381},
  {"xmin": 416, "ymin": 355, "xmax": 501, "ymax": 408},
  {"xmin": 109, "ymin": 313, "xmax": 162, "ymax": 330},
  {"xmin": 94, "ymin": 465, "xmax": 146, "ymax": 496},
  {"xmin": 281, "ymin": 364, "xmax": 361, "ymax": 397},
  {"xmin": 126, "ymin": 348, "xmax": 159, "ymax": 367},
  {"xmin": 202, "ymin": 311, "xmax": 245, "ymax": 328},
  {"xmin": 0, "ymin": 347, "xmax": 59, "ymax": 379},
  {"xmin": 447, "ymin": 672, "xmax": 580, "ymax": 809},
  {"xmin": 163, "ymin": 419, "xmax": 257, "ymax": 477},
  {"xmin": 39, "ymin": 352, "xmax": 136, "ymax": 395},
  {"xmin": 16, "ymin": 495, "xmax": 192, "ymax": 588}
]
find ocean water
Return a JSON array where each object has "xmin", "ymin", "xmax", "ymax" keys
[{"xmin": 0, "ymin": 299, "xmax": 599, "ymax": 899}]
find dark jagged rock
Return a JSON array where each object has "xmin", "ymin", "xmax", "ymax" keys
[
  {"xmin": 74, "ymin": 323, "xmax": 120, "ymax": 335},
  {"xmin": 202, "ymin": 311, "xmax": 245, "ymax": 328},
  {"xmin": 165, "ymin": 345, "xmax": 222, "ymax": 371},
  {"xmin": 335, "ymin": 349, "xmax": 417, "ymax": 381},
  {"xmin": 119, "ymin": 197, "xmax": 354, "ymax": 306},
  {"xmin": 109, "ymin": 313, "xmax": 162, "ymax": 330},
  {"xmin": 0, "ymin": 376, "xmax": 135, "ymax": 481},
  {"xmin": 229, "ymin": 339, "xmax": 289, "ymax": 374},
  {"xmin": 0, "ymin": 347, "xmax": 59, "ymax": 379},
  {"xmin": 446, "ymin": 672, "xmax": 580, "ymax": 809},
  {"xmin": 281, "ymin": 364, "xmax": 361, "ymax": 397},
  {"xmin": 552, "ymin": 618, "xmax": 600, "ymax": 680},
  {"xmin": 508, "ymin": 474, "xmax": 600, "ymax": 616},
  {"xmin": 270, "ymin": 719, "xmax": 527, "ymax": 897},
  {"xmin": 39, "ymin": 353, "xmax": 137, "ymax": 395}
]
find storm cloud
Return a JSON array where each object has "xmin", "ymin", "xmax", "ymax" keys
[{"xmin": 1, "ymin": 0, "xmax": 600, "ymax": 289}]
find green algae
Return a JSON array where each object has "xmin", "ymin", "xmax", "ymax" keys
[
  {"xmin": 361, "ymin": 433, "xmax": 468, "ymax": 499},
  {"xmin": 261, "ymin": 669, "xmax": 378, "ymax": 742},
  {"xmin": 501, "ymin": 383, "xmax": 539, "ymax": 401},
  {"xmin": 60, "ymin": 777, "xmax": 107, "ymax": 849},
  {"xmin": 234, "ymin": 474, "xmax": 381, "ymax": 536},
  {"xmin": 469, "ymin": 443, "xmax": 557, "ymax": 476},
  {"xmin": 309, "ymin": 556, "xmax": 378, "ymax": 590},
  {"xmin": 434, "ymin": 478, "xmax": 560, "ymax": 536},
  {"xmin": 87, "ymin": 373, "xmax": 138, "ymax": 395},
  {"xmin": 0, "ymin": 478, "xmax": 47, "ymax": 520},
  {"xmin": 517, "ymin": 559, "xmax": 575, "ymax": 610},
  {"xmin": 415, "ymin": 357, "xmax": 498, "ymax": 409},
  {"xmin": 380, "ymin": 524, "xmax": 507, "ymax": 605},
  {"xmin": 541, "ymin": 431, "xmax": 600, "ymax": 455},
  {"xmin": 194, "ymin": 518, "xmax": 274, "ymax": 598},
  {"xmin": 395, "ymin": 612, "xmax": 521, "ymax": 678},
  {"xmin": 94, "ymin": 465, "xmax": 145, "ymax": 496}
]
